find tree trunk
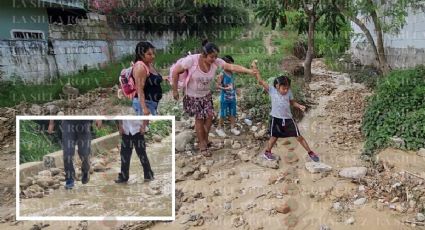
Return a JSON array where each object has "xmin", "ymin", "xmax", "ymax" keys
[
  {"xmin": 337, "ymin": 3, "xmax": 390, "ymax": 75},
  {"xmin": 304, "ymin": 13, "xmax": 315, "ymax": 82},
  {"xmin": 370, "ymin": 7, "xmax": 391, "ymax": 75}
]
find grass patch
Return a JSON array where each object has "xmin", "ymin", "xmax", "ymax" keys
[
  {"xmin": 362, "ymin": 66, "xmax": 425, "ymax": 156},
  {"xmin": 19, "ymin": 120, "xmax": 61, "ymax": 164}
]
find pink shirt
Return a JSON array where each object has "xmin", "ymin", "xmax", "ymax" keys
[{"xmin": 180, "ymin": 54, "xmax": 226, "ymax": 97}]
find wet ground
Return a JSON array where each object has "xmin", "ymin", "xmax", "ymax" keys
[{"xmin": 19, "ymin": 135, "xmax": 172, "ymax": 218}]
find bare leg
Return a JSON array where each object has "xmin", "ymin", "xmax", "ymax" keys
[
  {"xmin": 195, "ymin": 118, "xmax": 208, "ymax": 151},
  {"xmin": 204, "ymin": 115, "xmax": 213, "ymax": 144},
  {"xmin": 229, "ymin": 116, "xmax": 236, "ymax": 128},
  {"xmin": 296, "ymin": 136, "xmax": 312, "ymax": 152},
  {"xmin": 217, "ymin": 118, "xmax": 224, "ymax": 129},
  {"xmin": 266, "ymin": 137, "xmax": 278, "ymax": 152}
]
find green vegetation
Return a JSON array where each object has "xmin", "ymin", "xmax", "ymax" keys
[
  {"xmin": 19, "ymin": 120, "xmax": 61, "ymax": 164},
  {"xmin": 362, "ymin": 66, "xmax": 425, "ymax": 156},
  {"xmin": 145, "ymin": 120, "xmax": 173, "ymax": 141}
]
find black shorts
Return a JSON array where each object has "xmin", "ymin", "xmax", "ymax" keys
[{"xmin": 269, "ymin": 116, "xmax": 301, "ymax": 138}]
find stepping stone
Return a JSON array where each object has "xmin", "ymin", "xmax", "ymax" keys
[
  {"xmin": 305, "ymin": 162, "xmax": 332, "ymax": 173},
  {"xmin": 339, "ymin": 167, "xmax": 367, "ymax": 179}
]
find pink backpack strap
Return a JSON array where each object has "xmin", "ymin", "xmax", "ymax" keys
[{"xmin": 133, "ymin": 61, "xmax": 150, "ymax": 76}]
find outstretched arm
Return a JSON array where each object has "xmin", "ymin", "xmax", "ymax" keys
[
  {"xmin": 223, "ymin": 63, "xmax": 256, "ymax": 77},
  {"xmin": 255, "ymin": 71, "xmax": 269, "ymax": 93}
]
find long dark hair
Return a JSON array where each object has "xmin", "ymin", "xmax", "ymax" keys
[
  {"xmin": 201, "ymin": 40, "xmax": 219, "ymax": 55},
  {"xmin": 273, "ymin": 75, "xmax": 291, "ymax": 88},
  {"xmin": 134, "ymin": 41, "xmax": 155, "ymax": 62}
]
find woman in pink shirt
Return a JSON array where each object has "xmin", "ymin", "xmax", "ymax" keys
[{"xmin": 172, "ymin": 42, "xmax": 257, "ymax": 157}]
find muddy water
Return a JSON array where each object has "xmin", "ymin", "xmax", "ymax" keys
[
  {"xmin": 19, "ymin": 135, "xmax": 172, "ymax": 217},
  {"xmin": 152, "ymin": 63, "xmax": 410, "ymax": 230}
]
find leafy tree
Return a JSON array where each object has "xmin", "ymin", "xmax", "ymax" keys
[
  {"xmin": 335, "ymin": 0, "xmax": 425, "ymax": 75},
  {"xmin": 254, "ymin": 0, "xmax": 346, "ymax": 81}
]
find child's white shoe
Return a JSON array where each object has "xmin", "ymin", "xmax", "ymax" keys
[
  {"xmin": 230, "ymin": 128, "xmax": 240, "ymax": 136},
  {"xmin": 216, "ymin": 128, "xmax": 227, "ymax": 137}
]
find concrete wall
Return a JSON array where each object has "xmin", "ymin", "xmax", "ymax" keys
[
  {"xmin": 0, "ymin": 40, "xmax": 57, "ymax": 83},
  {"xmin": 0, "ymin": 13, "xmax": 175, "ymax": 83},
  {"xmin": 350, "ymin": 7, "xmax": 425, "ymax": 69}
]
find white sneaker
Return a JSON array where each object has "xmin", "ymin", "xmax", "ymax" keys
[
  {"xmin": 230, "ymin": 128, "xmax": 241, "ymax": 136},
  {"xmin": 216, "ymin": 128, "xmax": 227, "ymax": 137}
]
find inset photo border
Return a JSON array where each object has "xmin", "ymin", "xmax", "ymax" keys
[{"xmin": 16, "ymin": 115, "xmax": 175, "ymax": 221}]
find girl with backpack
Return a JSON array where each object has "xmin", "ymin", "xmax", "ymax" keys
[{"xmin": 172, "ymin": 42, "xmax": 258, "ymax": 157}]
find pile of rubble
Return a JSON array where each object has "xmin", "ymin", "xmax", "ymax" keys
[{"xmin": 325, "ymin": 89, "xmax": 370, "ymax": 150}]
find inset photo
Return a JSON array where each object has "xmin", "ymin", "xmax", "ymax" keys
[{"xmin": 16, "ymin": 116, "xmax": 175, "ymax": 221}]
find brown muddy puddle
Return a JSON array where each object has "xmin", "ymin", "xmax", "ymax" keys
[{"xmin": 19, "ymin": 136, "xmax": 172, "ymax": 217}]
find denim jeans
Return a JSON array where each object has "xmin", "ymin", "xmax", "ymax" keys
[{"xmin": 132, "ymin": 98, "xmax": 158, "ymax": 115}]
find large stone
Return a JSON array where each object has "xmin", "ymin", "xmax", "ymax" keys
[
  {"xmin": 224, "ymin": 139, "xmax": 232, "ymax": 148},
  {"xmin": 276, "ymin": 203, "xmax": 291, "ymax": 214},
  {"xmin": 153, "ymin": 135, "xmax": 162, "ymax": 143},
  {"xmin": 305, "ymin": 162, "xmax": 332, "ymax": 173},
  {"xmin": 49, "ymin": 168, "xmax": 62, "ymax": 176},
  {"xmin": 354, "ymin": 197, "xmax": 367, "ymax": 206},
  {"xmin": 36, "ymin": 177, "xmax": 54, "ymax": 188},
  {"xmin": 29, "ymin": 104, "xmax": 42, "ymax": 115},
  {"xmin": 416, "ymin": 213, "xmax": 425, "ymax": 222},
  {"xmin": 63, "ymin": 83, "xmax": 79, "ymax": 98},
  {"xmin": 390, "ymin": 136, "xmax": 405, "ymax": 148},
  {"xmin": 254, "ymin": 129, "xmax": 267, "ymax": 138},
  {"xmin": 345, "ymin": 217, "xmax": 355, "ymax": 225},
  {"xmin": 339, "ymin": 167, "xmax": 367, "ymax": 179},
  {"xmin": 175, "ymin": 131, "xmax": 195, "ymax": 152},
  {"xmin": 38, "ymin": 170, "xmax": 52, "ymax": 177},
  {"xmin": 45, "ymin": 104, "xmax": 59, "ymax": 115},
  {"xmin": 417, "ymin": 148, "xmax": 425, "ymax": 158},
  {"xmin": 232, "ymin": 142, "xmax": 242, "ymax": 149},
  {"xmin": 251, "ymin": 154, "xmax": 280, "ymax": 169},
  {"xmin": 237, "ymin": 150, "xmax": 250, "ymax": 162}
]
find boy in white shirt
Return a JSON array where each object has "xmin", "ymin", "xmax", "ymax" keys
[{"xmin": 115, "ymin": 120, "xmax": 154, "ymax": 183}]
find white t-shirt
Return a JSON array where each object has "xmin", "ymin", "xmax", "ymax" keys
[
  {"xmin": 122, "ymin": 120, "xmax": 142, "ymax": 135},
  {"xmin": 180, "ymin": 54, "xmax": 226, "ymax": 98},
  {"xmin": 269, "ymin": 84, "xmax": 294, "ymax": 119}
]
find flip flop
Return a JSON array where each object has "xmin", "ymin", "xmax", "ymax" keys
[{"xmin": 200, "ymin": 148, "xmax": 212, "ymax": 157}]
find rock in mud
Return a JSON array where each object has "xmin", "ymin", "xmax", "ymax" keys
[
  {"xmin": 320, "ymin": 224, "xmax": 331, "ymax": 230},
  {"xmin": 153, "ymin": 135, "xmax": 162, "ymax": 142},
  {"xmin": 63, "ymin": 83, "xmax": 79, "ymax": 98},
  {"xmin": 192, "ymin": 171, "xmax": 203, "ymax": 180},
  {"xmin": 417, "ymin": 148, "xmax": 425, "ymax": 158},
  {"xmin": 338, "ymin": 167, "xmax": 367, "ymax": 179},
  {"xmin": 29, "ymin": 104, "xmax": 42, "ymax": 115},
  {"xmin": 237, "ymin": 150, "xmax": 250, "ymax": 162},
  {"xmin": 345, "ymin": 217, "xmax": 355, "ymax": 225},
  {"xmin": 305, "ymin": 162, "xmax": 332, "ymax": 173},
  {"xmin": 49, "ymin": 168, "xmax": 62, "ymax": 176},
  {"xmin": 232, "ymin": 216, "xmax": 245, "ymax": 228},
  {"xmin": 176, "ymin": 159, "xmax": 186, "ymax": 168},
  {"xmin": 175, "ymin": 131, "xmax": 195, "ymax": 152},
  {"xmin": 199, "ymin": 165, "xmax": 209, "ymax": 174},
  {"xmin": 416, "ymin": 213, "xmax": 425, "ymax": 222},
  {"xmin": 38, "ymin": 170, "xmax": 52, "ymax": 177},
  {"xmin": 251, "ymin": 154, "xmax": 280, "ymax": 169},
  {"xmin": 354, "ymin": 197, "xmax": 367, "ymax": 206},
  {"xmin": 182, "ymin": 165, "xmax": 197, "ymax": 176},
  {"xmin": 232, "ymin": 142, "xmax": 242, "ymax": 149},
  {"xmin": 224, "ymin": 139, "xmax": 232, "ymax": 148},
  {"xmin": 276, "ymin": 203, "xmax": 291, "ymax": 214},
  {"xmin": 45, "ymin": 104, "xmax": 59, "ymax": 115},
  {"xmin": 333, "ymin": 202, "xmax": 342, "ymax": 212},
  {"xmin": 36, "ymin": 177, "xmax": 54, "ymax": 189}
]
